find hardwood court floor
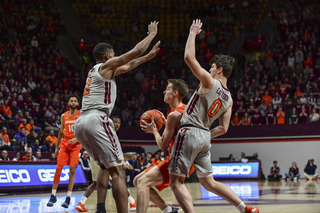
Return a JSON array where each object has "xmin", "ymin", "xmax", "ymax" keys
[{"xmin": 0, "ymin": 180, "xmax": 320, "ymax": 213}]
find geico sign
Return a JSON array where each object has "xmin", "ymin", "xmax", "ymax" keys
[
  {"xmin": 0, "ymin": 169, "xmax": 31, "ymax": 183},
  {"xmin": 212, "ymin": 165, "xmax": 251, "ymax": 175},
  {"xmin": 38, "ymin": 169, "xmax": 69, "ymax": 182}
]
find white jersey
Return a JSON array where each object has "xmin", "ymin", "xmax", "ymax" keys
[
  {"xmin": 81, "ymin": 63, "xmax": 117, "ymax": 117},
  {"xmin": 181, "ymin": 79, "xmax": 232, "ymax": 130}
]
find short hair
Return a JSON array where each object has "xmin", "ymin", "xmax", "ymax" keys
[
  {"xmin": 93, "ymin": 43, "xmax": 113, "ymax": 61},
  {"xmin": 67, "ymin": 94, "xmax": 79, "ymax": 102},
  {"xmin": 273, "ymin": 160, "xmax": 278, "ymax": 164},
  {"xmin": 209, "ymin": 54, "xmax": 235, "ymax": 78},
  {"xmin": 111, "ymin": 116, "xmax": 121, "ymax": 121},
  {"xmin": 167, "ymin": 79, "xmax": 188, "ymax": 100}
]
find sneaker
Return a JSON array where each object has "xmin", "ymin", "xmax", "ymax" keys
[
  {"xmin": 171, "ymin": 207, "xmax": 183, "ymax": 213},
  {"xmin": 245, "ymin": 205, "xmax": 259, "ymax": 213},
  {"xmin": 47, "ymin": 194, "xmax": 57, "ymax": 207},
  {"xmin": 76, "ymin": 201, "xmax": 88, "ymax": 212},
  {"xmin": 312, "ymin": 177, "xmax": 317, "ymax": 181},
  {"xmin": 306, "ymin": 178, "xmax": 309, "ymax": 181},
  {"xmin": 61, "ymin": 196, "xmax": 71, "ymax": 208},
  {"xmin": 294, "ymin": 177, "xmax": 297, "ymax": 181},
  {"xmin": 129, "ymin": 200, "xmax": 136, "ymax": 211}
]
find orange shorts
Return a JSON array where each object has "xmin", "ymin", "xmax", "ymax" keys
[
  {"xmin": 144, "ymin": 159, "xmax": 195, "ymax": 192},
  {"xmin": 57, "ymin": 138, "xmax": 82, "ymax": 167}
]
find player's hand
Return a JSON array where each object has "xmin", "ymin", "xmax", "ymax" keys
[
  {"xmin": 140, "ymin": 118, "xmax": 157, "ymax": 133},
  {"xmin": 158, "ymin": 111, "xmax": 167, "ymax": 126},
  {"xmin": 147, "ymin": 21, "xmax": 159, "ymax": 36},
  {"xmin": 190, "ymin": 19, "xmax": 202, "ymax": 35},
  {"xmin": 147, "ymin": 41, "xmax": 161, "ymax": 59},
  {"xmin": 54, "ymin": 149, "xmax": 59, "ymax": 158},
  {"xmin": 68, "ymin": 138, "xmax": 78, "ymax": 144}
]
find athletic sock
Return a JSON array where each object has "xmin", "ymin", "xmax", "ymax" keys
[
  {"xmin": 236, "ymin": 202, "xmax": 246, "ymax": 213},
  {"xmin": 51, "ymin": 189, "xmax": 57, "ymax": 196},
  {"xmin": 163, "ymin": 206, "xmax": 172, "ymax": 213},
  {"xmin": 67, "ymin": 191, "xmax": 72, "ymax": 197},
  {"xmin": 128, "ymin": 195, "xmax": 135, "ymax": 205},
  {"xmin": 80, "ymin": 196, "xmax": 87, "ymax": 205}
]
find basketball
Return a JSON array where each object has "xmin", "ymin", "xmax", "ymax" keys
[{"xmin": 140, "ymin": 109, "xmax": 165, "ymax": 131}]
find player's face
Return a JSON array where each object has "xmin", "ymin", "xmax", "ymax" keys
[
  {"xmin": 209, "ymin": 63, "xmax": 221, "ymax": 78},
  {"xmin": 68, "ymin": 97, "xmax": 79, "ymax": 110},
  {"xmin": 164, "ymin": 83, "xmax": 174, "ymax": 104},
  {"xmin": 113, "ymin": 119, "xmax": 121, "ymax": 131}
]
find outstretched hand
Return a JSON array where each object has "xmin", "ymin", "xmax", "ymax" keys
[
  {"xmin": 189, "ymin": 19, "xmax": 202, "ymax": 35},
  {"xmin": 140, "ymin": 118, "xmax": 157, "ymax": 133},
  {"xmin": 147, "ymin": 41, "xmax": 161, "ymax": 59},
  {"xmin": 147, "ymin": 21, "xmax": 159, "ymax": 36}
]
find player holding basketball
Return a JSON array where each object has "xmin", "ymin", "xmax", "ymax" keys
[
  {"xmin": 74, "ymin": 21, "xmax": 160, "ymax": 213},
  {"xmin": 137, "ymin": 79, "xmax": 191, "ymax": 213},
  {"xmin": 47, "ymin": 94, "xmax": 82, "ymax": 208},
  {"xmin": 168, "ymin": 19, "xmax": 259, "ymax": 213},
  {"xmin": 76, "ymin": 117, "xmax": 137, "ymax": 212}
]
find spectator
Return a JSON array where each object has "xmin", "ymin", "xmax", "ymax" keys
[
  {"xmin": 1, "ymin": 100, "xmax": 12, "ymax": 120},
  {"xmin": 14, "ymin": 127, "xmax": 27, "ymax": 145},
  {"xmin": 309, "ymin": 108, "xmax": 320, "ymax": 123},
  {"xmin": 124, "ymin": 154, "xmax": 134, "ymax": 186},
  {"xmin": 22, "ymin": 149, "xmax": 35, "ymax": 161},
  {"xmin": 131, "ymin": 154, "xmax": 141, "ymax": 184},
  {"xmin": 0, "ymin": 150, "xmax": 10, "ymax": 160},
  {"xmin": 268, "ymin": 160, "xmax": 282, "ymax": 181},
  {"xmin": 276, "ymin": 106, "xmax": 286, "ymax": 124},
  {"xmin": 289, "ymin": 107, "xmax": 299, "ymax": 125},
  {"xmin": 240, "ymin": 152, "xmax": 248, "ymax": 163},
  {"xmin": 228, "ymin": 154, "xmax": 235, "ymax": 161},
  {"xmin": 35, "ymin": 150, "xmax": 42, "ymax": 161},
  {"xmin": 41, "ymin": 139, "xmax": 53, "ymax": 153},
  {"xmin": 0, "ymin": 127, "xmax": 10, "ymax": 146},
  {"xmin": 12, "ymin": 152, "xmax": 21, "ymax": 161},
  {"xmin": 159, "ymin": 151, "xmax": 166, "ymax": 161},
  {"xmin": 32, "ymin": 139, "xmax": 41, "ymax": 152},
  {"xmin": 299, "ymin": 105, "xmax": 308, "ymax": 123},
  {"xmin": 45, "ymin": 130, "xmax": 58, "ymax": 147},
  {"xmin": 19, "ymin": 141, "xmax": 27, "ymax": 152},
  {"xmin": 26, "ymin": 119, "xmax": 41, "ymax": 132},
  {"xmin": 231, "ymin": 112, "xmax": 241, "ymax": 126},
  {"xmin": 27, "ymin": 129, "xmax": 37, "ymax": 145},
  {"xmin": 251, "ymin": 108, "xmax": 262, "ymax": 126},
  {"xmin": 304, "ymin": 159, "xmax": 318, "ymax": 181},
  {"xmin": 271, "ymin": 92, "xmax": 282, "ymax": 110},
  {"xmin": 79, "ymin": 151, "xmax": 92, "ymax": 185},
  {"xmin": 285, "ymin": 162, "xmax": 300, "ymax": 181},
  {"xmin": 262, "ymin": 91, "xmax": 273, "ymax": 106},
  {"xmin": 18, "ymin": 119, "xmax": 28, "ymax": 135},
  {"xmin": 241, "ymin": 112, "xmax": 251, "ymax": 126}
]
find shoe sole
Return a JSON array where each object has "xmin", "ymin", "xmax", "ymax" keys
[
  {"xmin": 61, "ymin": 204, "xmax": 69, "ymax": 208},
  {"xmin": 76, "ymin": 206, "xmax": 88, "ymax": 212},
  {"xmin": 47, "ymin": 203, "xmax": 54, "ymax": 207}
]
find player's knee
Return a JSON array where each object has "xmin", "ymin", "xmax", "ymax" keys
[
  {"xmin": 133, "ymin": 176, "xmax": 139, "ymax": 187},
  {"xmin": 69, "ymin": 167, "xmax": 76, "ymax": 175}
]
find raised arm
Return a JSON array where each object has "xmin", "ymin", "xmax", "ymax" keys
[
  {"xmin": 184, "ymin": 19, "xmax": 213, "ymax": 89},
  {"xmin": 100, "ymin": 21, "xmax": 159, "ymax": 79},
  {"xmin": 113, "ymin": 41, "xmax": 160, "ymax": 76},
  {"xmin": 210, "ymin": 103, "xmax": 232, "ymax": 139}
]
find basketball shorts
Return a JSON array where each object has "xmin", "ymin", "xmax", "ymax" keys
[
  {"xmin": 169, "ymin": 127, "xmax": 212, "ymax": 178},
  {"xmin": 90, "ymin": 157, "xmax": 100, "ymax": 182},
  {"xmin": 74, "ymin": 109, "xmax": 124, "ymax": 168},
  {"xmin": 57, "ymin": 138, "xmax": 82, "ymax": 167},
  {"xmin": 144, "ymin": 158, "xmax": 195, "ymax": 191}
]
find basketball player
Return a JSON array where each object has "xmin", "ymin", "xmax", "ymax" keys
[
  {"xmin": 168, "ymin": 20, "xmax": 259, "ymax": 213},
  {"xmin": 47, "ymin": 95, "xmax": 82, "ymax": 208},
  {"xmin": 76, "ymin": 117, "xmax": 137, "ymax": 212},
  {"xmin": 136, "ymin": 79, "xmax": 192, "ymax": 213},
  {"xmin": 74, "ymin": 21, "xmax": 160, "ymax": 213}
]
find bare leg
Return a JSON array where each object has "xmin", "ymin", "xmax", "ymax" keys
[
  {"xmin": 170, "ymin": 174, "xmax": 195, "ymax": 213},
  {"xmin": 68, "ymin": 165, "xmax": 77, "ymax": 192},
  {"xmin": 198, "ymin": 175, "xmax": 242, "ymax": 206},
  {"xmin": 136, "ymin": 166, "xmax": 165, "ymax": 213},
  {"xmin": 97, "ymin": 167, "xmax": 109, "ymax": 204},
  {"xmin": 109, "ymin": 166, "xmax": 128, "ymax": 213},
  {"xmin": 84, "ymin": 181, "xmax": 97, "ymax": 198},
  {"xmin": 149, "ymin": 187, "xmax": 168, "ymax": 210}
]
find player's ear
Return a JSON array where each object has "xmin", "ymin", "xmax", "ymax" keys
[
  {"xmin": 173, "ymin": 90, "xmax": 178, "ymax": 96},
  {"xmin": 217, "ymin": 67, "xmax": 223, "ymax": 74}
]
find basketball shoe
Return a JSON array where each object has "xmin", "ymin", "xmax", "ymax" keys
[
  {"xmin": 76, "ymin": 201, "xmax": 88, "ymax": 212},
  {"xmin": 46, "ymin": 194, "xmax": 57, "ymax": 207},
  {"xmin": 61, "ymin": 196, "xmax": 70, "ymax": 208},
  {"xmin": 245, "ymin": 205, "xmax": 259, "ymax": 213},
  {"xmin": 170, "ymin": 207, "xmax": 183, "ymax": 213},
  {"xmin": 129, "ymin": 200, "xmax": 137, "ymax": 210}
]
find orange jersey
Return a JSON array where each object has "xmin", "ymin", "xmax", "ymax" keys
[
  {"xmin": 63, "ymin": 110, "xmax": 81, "ymax": 139},
  {"xmin": 167, "ymin": 104, "xmax": 186, "ymax": 157}
]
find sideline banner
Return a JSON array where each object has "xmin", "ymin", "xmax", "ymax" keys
[
  {"xmin": 0, "ymin": 163, "xmax": 86, "ymax": 187},
  {"xmin": 212, "ymin": 161, "xmax": 260, "ymax": 178}
]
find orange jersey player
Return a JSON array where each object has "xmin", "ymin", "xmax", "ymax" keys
[
  {"xmin": 47, "ymin": 94, "xmax": 82, "ymax": 209},
  {"xmin": 135, "ymin": 79, "xmax": 194, "ymax": 213}
]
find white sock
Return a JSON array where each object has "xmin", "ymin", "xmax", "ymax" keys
[
  {"xmin": 67, "ymin": 191, "xmax": 72, "ymax": 197},
  {"xmin": 80, "ymin": 196, "xmax": 87, "ymax": 204},
  {"xmin": 128, "ymin": 195, "xmax": 135, "ymax": 205},
  {"xmin": 236, "ymin": 202, "xmax": 246, "ymax": 213},
  {"xmin": 51, "ymin": 189, "xmax": 57, "ymax": 196},
  {"xmin": 163, "ymin": 206, "xmax": 172, "ymax": 213}
]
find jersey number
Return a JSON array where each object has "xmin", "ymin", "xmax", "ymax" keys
[
  {"xmin": 207, "ymin": 99, "xmax": 222, "ymax": 117},
  {"xmin": 68, "ymin": 124, "xmax": 74, "ymax": 132},
  {"xmin": 83, "ymin": 77, "xmax": 92, "ymax": 96}
]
